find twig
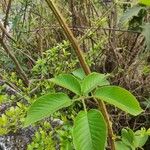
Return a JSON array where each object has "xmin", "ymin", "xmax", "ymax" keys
[
  {"xmin": 79, "ymin": 3, "xmax": 116, "ymax": 42},
  {"xmin": 18, "ymin": 25, "xmax": 141, "ymax": 34},
  {"xmin": 0, "ymin": 22, "xmax": 16, "ymax": 42},
  {"xmin": 2, "ymin": 0, "xmax": 12, "ymax": 39},
  {"xmin": 0, "ymin": 38, "xmax": 29, "ymax": 86}
]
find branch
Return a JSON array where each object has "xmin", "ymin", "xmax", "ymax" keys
[
  {"xmin": 0, "ymin": 21, "xmax": 16, "ymax": 42},
  {"xmin": 2, "ymin": 0, "xmax": 12, "ymax": 39},
  {"xmin": 45, "ymin": 0, "xmax": 116, "ymax": 149},
  {"xmin": 0, "ymin": 38, "xmax": 29, "ymax": 86}
]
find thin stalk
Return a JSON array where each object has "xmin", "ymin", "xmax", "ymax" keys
[
  {"xmin": 2, "ymin": 0, "xmax": 12, "ymax": 39},
  {"xmin": 0, "ymin": 22, "xmax": 16, "ymax": 42},
  {"xmin": 80, "ymin": 3, "xmax": 116, "ymax": 42},
  {"xmin": 0, "ymin": 38, "xmax": 29, "ymax": 86},
  {"xmin": 45, "ymin": 0, "xmax": 115, "ymax": 149},
  {"xmin": 82, "ymin": 99, "xmax": 87, "ymax": 113}
]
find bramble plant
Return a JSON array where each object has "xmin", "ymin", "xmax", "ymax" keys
[{"xmin": 24, "ymin": 71, "xmax": 143, "ymax": 150}]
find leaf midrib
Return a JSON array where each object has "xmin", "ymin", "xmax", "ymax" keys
[{"xmin": 86, "ymin": 112, "xmax": 95, "ymax": 150}]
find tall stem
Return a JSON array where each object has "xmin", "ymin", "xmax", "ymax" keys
[
  {"xmin": 45, "ymin": 0, "xmax": 115, "ymax": 149},
  {"xmin": 0, "ymin": 38, "xmax": 29, "ymax": 86}
]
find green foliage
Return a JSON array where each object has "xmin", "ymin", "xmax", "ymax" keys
[
  {"xmin": 139, "ymin": 0, "xmax": 150, "ymax": 6},
  {"xmin": 121, "ymin": 128, "xmax": 135, "ymax": 149},
  {"xmin": 0, "ymin": 72, "xmax": 31, "ymax": 136},
  {"xmin": 50, "ymin": 72, "xmax": 109, "ymax": 96},
  {"xmin": 72, "ymin": 68, "xmax": 85, "ymax": 80},
  {"xmin": 25, "ymin": 72, "xmax": 143, "ymax": 150},
  {"xmin": 115, "ymin": 141, "xmax": 130, "ymax": 150},
  {"xmin": 81, "ymin": 72, "xmax": 109, "ymax": 95},
  {"xmin": 27, "ymin": 122, "xmax": 55, "ymax": 150},
  {"xmin": 33, "ymin": 41, "xmax": 78, "ymax": 76},
  {"xmin": 57, "ymin": 124, "xmax": 73, "ymax": 150},
  {"xmin": 50, "ymin": 74, "xmax": 81, "ymax": 95},
  {"xmin": 0, "ymin": 95, "xmax": 7, "ymax": 105},
  {"xmin": 115, "ymin": 128, "xmax": 150, "ymax": 150},
  {"xmin": 119, "ymin": 2, "xmax": 150, "ymax": 50},
  {"xmin": 25, "ymin": 93, "xmax": 72, "ymax": 127},
  {"xmin": 0, "ymin": 102, "xmax": 27, "ymax": 135},
  {"xmin": 33, "ymin": 59, "xmax": 47, "ymax": 76},
  {"xmin": 94, "ymin": 86, "xmax": 143, "ymax": 116},
  {"xmin": 0, "ymin": 1, "xmax": 149, "ymax": 149},
  {"xmin": 85, "ymin": 41, "xmax": 106, "ymax": 67},
  {"xmin": 73, "ymin": 109, "xmax": 107, "ymax": 150},
  {"xmin": 143, "ymin": 65, "xmax": 150, "ymax": 75},
  {"xmin": 119, "ymin": 6, "xmax": 145, "ymax": 25},
  {"xmin": 142, "ymin": 23, "xmax": 150, "ymax": 50}
]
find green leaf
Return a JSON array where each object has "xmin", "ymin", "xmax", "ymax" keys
[
  {"xmin": 50, "ymin": 74, "xmax": 81, "ymax": 95},
  {"xmin": 141, "ymin": 23, "xmax": 150, "ymax": 51},
  {"xmin": 72, "ymin": 68, "xmax": 86, "ymax": 80},
  {"xmin": 61, "ymin": 141, "xmax": 73, "ymax": 150},
  {"xmin": 115, "ymin": 141, "xmax": 130, "ymax": 150},
  {"xmin": 146, "ymin": 128, "xmax": 150, "ymax": 135},
  {"xmin": 135, "ymin": 134, "xmax": 148, "ymax": 148},
  {"xmin": 139, "ymin": 0, "xmax": 150, "ymax": 6},
  {"xmin": 134, "ymin": 129, "xmax": 148, "ymax": 147},
  {"xmin": 0, "ymin": 95, "xmax": 7, "ymax": 104},
  {"xmin": 25, "ymin": 93, "xmax": 72, "ymax": 127},
  {"xmin": 121, "ymin": 128, "xmax": 135, "ymax": 148},
  {"xmin": 73, "ymin": 109, "xmax": 107, "ymax": 150},
  {"xmin": 94, "ymin": 86, "xmax": 143, "ymax": 116},
  {"xmin": 119, "ymin": 6, "xmax": 144, "ymax": 25},
  {"xmin": 81, "ymin": 72, "xmax": 109, "ymax": 95}
]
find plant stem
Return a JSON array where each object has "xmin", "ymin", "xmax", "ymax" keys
[
  {"xmin": 82, "ymin": 99, "xmax": 87, "ymax": 113},
  {"xmin": 2, "ymin": 0, "xmax": 12, "ymax": 39},
  {"xmin": 0, "ymin": 22, "xmax": 16, "ymax": 42},
  {"xmin": 45, "ymin": 0, "xmax": 116, "ymax": 149},
  {"xmin": 0, "ymin": 38, "xmax": 29, "ymax": 86}
]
